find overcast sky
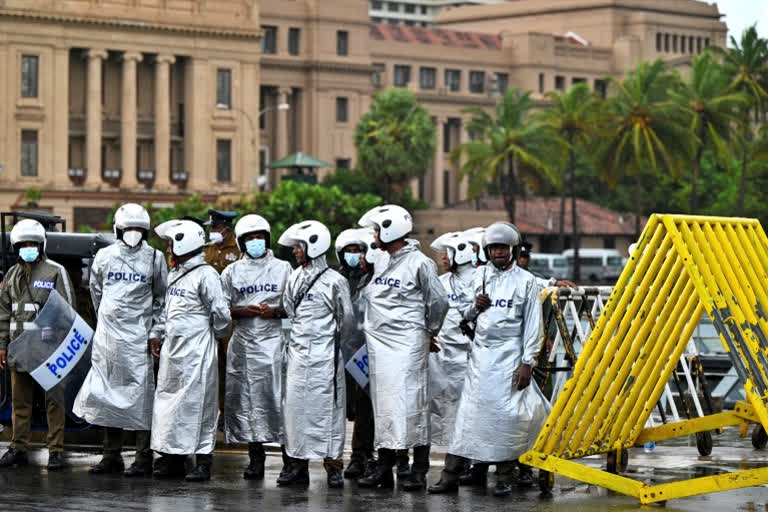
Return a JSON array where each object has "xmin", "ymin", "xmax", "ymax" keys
[{"xmin": 715, "ymin": 0, "xmax": 768, "ymax": 44}]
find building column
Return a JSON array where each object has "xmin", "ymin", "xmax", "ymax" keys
[
  {"xmin": 154, "ymin": 54, "xmax": 175, "ymax": 189},
  {"xmin": 86, "ymin": 49, "xmax": 107, "ymax": 187},
  {"xmin": 275, "ymin": 87, "xmax": 291, "ymax": 181},
  {"xmin": 53, "ymin": 47, "xmax": 70, "ymax": 189},
  {"xmin": 458, "ymin": 117, "xmax": 470, "ymax": 202},
  {"xmin": 433, "ymin": 116, "xmax": 446, "ymax": 208},
  {"xmin": 121, "ymin": 51, "xmax": 142, "ymax": 188}
]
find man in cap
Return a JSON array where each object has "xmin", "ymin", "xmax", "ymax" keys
[
  {"xmin": 220, "ymin": 214, "xmax": 292, "ymax": 480},
  {"xmin": 428, "ymin": 222, "xmax": 544, "ymax": 496},
  {"xmin": 73, "ymin": 204, "xmax": 168, "ymax": 476},
  {"xmin": 357, "ymin": 205, "xmax": 449, "ymax": 491},
  {"xmin": 275, "ymin": 220, "xmax": 355, "ymax": 489},
  {"xmin": 0, "ymin": 219, "xmax": 75, "ymax": 470}
]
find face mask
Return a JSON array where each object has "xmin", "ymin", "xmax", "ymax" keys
[
  {"xmin": 19, "ymin": 247, "xmax": 39, "ymax": 263},
  {"xmin": 209, "ymin": 231, "xmax": 224, "ymax": 245},
  {"xmin": 344, "ymin": 252, "xmax": 361, "ymax": 268},
  {"xmin": 122, "ymin": 230, "xmax": 143, "ymax": 248},
  {"xmin": 245, "ymin": 238, "xmax": 266, "ymax": 259},
  {"xmin": 471, "ymin": 252, "xmax": 478, "ymax": 266}
]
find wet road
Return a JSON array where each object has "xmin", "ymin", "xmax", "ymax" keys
[{"xmin": 2, "ymin": 426, "xmax": 768, "ymax": 511}]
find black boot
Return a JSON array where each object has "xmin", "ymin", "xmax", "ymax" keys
[
  {"xmin": 459, "ymin": 464, "xmax": 488, "ymax": 487},
  {"xmin": 243, "ymin": 444, "xmax": 265, "ymax": 480},
  {"xmin": 343, "ymin": 458, "xmax": 366, "ymax": 479},
  {"xmin": 327, "ymin": 467, "xmax": 344, "ymax": 489},
  {"xmin": 402, "ymin": 472, "xmax": 427, "ymax": 491},
  {"xmin": 0, "ymin": 448, "xmax": 28, "ymax": 468},
  {"xmin": 153, "ymin": 455, "xmax": 186, "ymax": 479},
  {"xmin": 396, "ymin": 452, "xmax": 410, "ymax": 479},
  {"xmin": 47, "ymin": 452, "xmax": 67, "ymax": 471},
  {"xmin": 124, "ymin": 459, "xmax": 153, "ymax": 477},
  {"xmin": 358, "ymin": 465, "xmax": 394, "ymax": 489},
  {"xmin": 276, "ymin": 464, "xmax": 309, "ymax": 486},
  {"xmin": 185, "ymin": 455, "xmax": 213, "ymax": 482},
  {"xmin": 89, "ymin": 456, "xmax": 124, "ymax": 474},
  {"xmin": 493, "ymin": 482, "xmax": 514, "ymax": 497},
  {"xmin": 516, "ymin": 462, "xmax": 534, "ymax": 488},
  {"xmin": 427, "ymin": 477, "xmax": 459, "ymax": 494}
]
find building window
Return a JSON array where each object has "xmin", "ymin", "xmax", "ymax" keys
[
  {"xmin": 664, "ymin": 33, "xmax": 670, "ymax": 52},
  {"xmin": 445, "ymin": 69, "xmax": 461, "ymax": 92},
  {"xmin": 603, "ymin": 236, "xmax": 616, "ymax": 249},
  {"xmin": 697, "ymin": 37, "xmax": 702, "ymax": 53},
  {"xmin": 372, "ymin": 17, "xmax": 383, "ymax": 23},
  {"xmin": 336, "ymin": 97, "xmax": 348, "ymax": 122},
  {"xmin": 337, "ymin": 30, "xmax": 349, "ymax": 56},
  {"xmin": 372, "ymin": 0, "xmax": 383, "ymax": 8},
  {"xmin": 572, "ymin": 77, "xmax": 586, "ymax": 85},
  {"xmin": 495, "ymin": 72, "xmax": 509, "ymax": 95},
  {"xmin": 421, "ymin": 5, "xmax": 427, "ymax": 14},
  {"xmin": 261, "ymin": 26, "xmax": 277, "ymax": 54},
  {"xmin": 594, "ymin": 79, "xmax": 607, "ymax": 98},
  {"xmin": 216, "ymin": 69, "xmax": 231, "ymax": 109},
  {"xmin": 288, "ymin": 28, "xmax": 301, "ymax": 56},
  {"xmin": 21, "ymin": 130, "xmax": 38, "ymax": 176},
  {"xmin": 469, "ymin": 71, "xmax": 485, "ymax": 93},
  {"xmin": 555, "ymin": 75, "xmax": 565, "ymax": 91},
  {"xmin": 405, "ymin": 3, "xmax": 416, "ymax": 13},
  {"xmin": 689, "ymin": 36, "xmax": 694, "ymax": 53},
  {"xmin": 443, "ymin": 122, "xmax": 452, "ymax": 153},
  {"xmin": 672, "ymin": 34, "xmax": 678, "ymax": 52},
  {"xmin": 538, "ymin": 73, "xmax": 545, "ymax": 93},
  {"xmin": 705, "ymin": 38, "xmax": 710, "ymax": 47},
  {"xmin": 336, "ymin": 158, "xmax": 350, "ymax": 169},
  {"xmin": 394, "ymin": 65, "xmax": 411, "ymax": 87},
  {"xmin": 21, "ymin": 55, "xmax": 39, "ymax": 98},
  {"xmin": 419, "ymin": 67, "xmax": 436, "ymax": 89},
  {"xmin": 216, "ymin": 139, "xmax": 231, "ymax": 183},
  {"xmin": 388, "ymin": 2, "xmax": 399, "ymax": 12},
  {"xmin": 656, "ymin": 32, "xmax": 662, "ymax": 52}
]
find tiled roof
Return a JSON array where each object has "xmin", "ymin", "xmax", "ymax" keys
[
  {"xmin": 370, "ymin": 23, "xmax": 502, "ymax": 51},
  {"xmin": 455, "ymin": 196, "xmax": 647, "ymax": 236}
]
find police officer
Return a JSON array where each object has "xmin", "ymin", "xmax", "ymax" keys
[
  {"xmin": 429, "ymin": 222, "xmax": 544, "ymax": 496},
  {"xmin": 0, "ymin": 219, "xmax": 75, "ymax": 470},
  {"xmin": 276, "ymin": 221, "xmax": 355, "ymax": 489},
  {"xmin": 151, "ymin": 220, "xmax": 232, "ymax": 482},
  {"xmin": 74, "ymin": 204, "xmax": 168, "ymax": 476},
  {"xmin": 220, "ymin": 214, "xmax": 292, "ymax": 480},
  {"xmin": 357, "ymin": 205, "xmax": 449, "ymax": 491}
]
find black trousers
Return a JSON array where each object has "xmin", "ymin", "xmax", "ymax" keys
[
  {"xmin": 103, "ymin": 426, "xmax": 151, "ymax": 464},
  {"xmin": 378, "ymin": 445, "xmax": 430, "ymax": 474},
  {"xmin": 441, "ymin": 454, "xmax": 515, "ymax": 484}
]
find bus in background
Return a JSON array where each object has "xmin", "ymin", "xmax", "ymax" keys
[
  {"xmin": 562, "ymin": 248, "xmax": 623, "ymax": 283},
  {"xmin": 529, "ymin": 253, "xmax": 569, "ymax": 279}
]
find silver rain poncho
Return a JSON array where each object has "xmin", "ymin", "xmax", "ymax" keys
[
  {"xmin": 150, "ymin": 253, "xmax": 231, "ymax": 454},
  {"xmin": 220, "ymin": 250, "xmax": 292, "ymax": 444},
  {"xmin": 282, "ymin": 256, "xmax": 354, "ymax": 460},
  {"xmin": 429, "ymin": 263, "xmax": 475, "ymax": 445},
  {"xmin": 73, "ymin": 241, "xmax": 167, "ymax": 429},
  {"xmin": 448, "ymin": 263, "xmax": 546, "ymax": 462},
  {"xmin": 364, "ymin": 240, "xmax": 449, "ymax": 449}
]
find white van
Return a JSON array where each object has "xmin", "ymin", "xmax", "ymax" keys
[
  {"xmin": 529, "ymin": 253, "xmax": 569, "ymax": 279},
  {"xmin": 562, "ymin": 248, "xmax": 623, "ymax": 282}
]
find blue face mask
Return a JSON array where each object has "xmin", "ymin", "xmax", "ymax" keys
[
  {"xmin": 471, "ymin": 252, "xmax": 478, "ymax": 266},
  {"xmin": 344, "ymin": 252, "xmax": 361, "ymax": 268},
  {"xmin": 19, "ymin": 247, "xmax": 39, "ymax": 263},
  {"xmin": 245, "ymin": 238, "xmax": 266, "ymax": 258}
]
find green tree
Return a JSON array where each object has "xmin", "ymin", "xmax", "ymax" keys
[
  {"xmin": 598, "ymin": 59, "xmax": 690, "ymax": 236},
  {"xmin": 670, "ymin": 53, "xmax": 747, "ymax": 213},
  {"xmin": 709, "ymin": 24, "xmax": 768, "ymax": 215},
  {"xmin": 451, "ymin": 87, "xmax": 556, "ymax": 223},
  {"xmin": 322, "ymin": 166, "xmax": 429, "ymax": 211},
  {"xmin": 536, "ymin": 83, "xmax": 600, "ymax": 280},
  {"xmin": 354, "ymin": 88, "xmax": 436, "ymax": 202}
]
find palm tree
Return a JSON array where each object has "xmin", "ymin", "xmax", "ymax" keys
[
  {"xmin": 598, "ymin": 59, "xmax": 690, "ymax": 237},
  {"xmin": 450, "ymin": 87, "xmax": 557, "ymax": 223},
  {"xmin": 670, "ymin": 53, "xmax": 748, "ymax": 213},
  {"xmin": 709, "ymin": 24, "xmax": 768, "ymax": 215},
  {"xmin": 535, "ymin": 83, "xmax": 600, "ymax": 280}
]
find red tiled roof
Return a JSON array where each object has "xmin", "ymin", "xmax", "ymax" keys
[
  {"xmin": 455, "ymin": 196, "xmax": 647, "ymax": 236},
  {"xmin": 370, "ymin": 23, "xmax": 502, "ymax": 51}
]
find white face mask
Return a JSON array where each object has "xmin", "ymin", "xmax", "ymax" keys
[
  {"xmin": 209, "ymin": 231, "xmax": 224, "ymax": 245},
  {"xmin": 122, "ymin": 230, "xmax": 143, "ymax": 248}
]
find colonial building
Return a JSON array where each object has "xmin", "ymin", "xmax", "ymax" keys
[{"xmin": 368, "ymin": 0, "xmax": 510, "ymax": 27}]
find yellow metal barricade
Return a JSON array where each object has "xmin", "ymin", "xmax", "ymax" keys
[{"xmin": 521, "ymin": 214, "xmax": 768, "ymax": 504}]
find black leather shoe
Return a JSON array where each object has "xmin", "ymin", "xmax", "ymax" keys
[
  {"xmin": 0, "ymin": 448, "xmax": 28, "ymax": 468},
  {"xmin": 358, "ymin": 466, "xmax": 394, "ymax": 489},
  {"xmin": 243, "ymin": 458, "xmax": 264, "ymax": 480},
  {"xmin": 493, "ymin": 482, "xmax": 513, "ymax": 497},
  {"xmin": 396, "ymin": 459, "xmax": 411, "ymax": 479},
  {"xmin": 343, "ymin": 459, "xmax": 366, "ymax": 479},
  {"xmin": 278, "ymin": 463, "xmax": 291, "ymax": 481},
  {"xmin": 276, "ymin": 465, "xmax": 309, "ymax": 486},
  {"xmin": 185, "ymin": 463, "xmax": 211, "ymax": 482},
  {"xmin": 124, "ymin": 460, "xmax": 153, "ymax": 477},
  {"xmin": 89, "ymin": 456, "xmax": 123, "ymax": 474},
  {"xmin": 459, "ymin": 465, "xmax": 488, "ymax": 486},
  {"xmin": 403, "ymin": 472, "xmax": 427, "ymax": 491},
  {"xmin": 153, "ymin": 456, "xmax": 186, "ymax": 479},
  {"xmin": 327, "ymin": 467, "xmax": 344, "ymax": 489},
  {"xmin": 427, "ymin": 478, "xmax": 459, "ymax": 494},
  {"xmin": 47, "ymin": 452, "xmax": 67, "ymax": 471}
]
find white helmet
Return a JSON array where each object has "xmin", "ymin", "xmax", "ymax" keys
[
  {"xmin": 235, "ymin": 214, "xmax": 271, "ymax": 251},
  {"xmin": 335, "ymin": 228, "xmax": 367, "ymax": 263},
  {"xmin": 462, "ymin": 227, "xmax": 487, "ymax": 263},
  {"xmin": 114, "ymin": 203, "xmax": 150, "ymax": 232},
  {"xmin": 431, "ymin": 231, "xmax": 474, "ymax": 266},
  {"xmin": 358, "ymin": 204, "xmax": 412, "ymax": 244},
  {"xmin": 277, "ymin": 220, "xmax": 331, "ymax": 259},
  {"xmin": 482, "ymin": 222, "xmax": 521, "ymax": 265},
  {"xmin": 159, "ymin": 220, "xmax": 206, "ymax": 257},
  {"xmin": 10, "ymin": 219, "xmax": 46, "ymax": 252}
]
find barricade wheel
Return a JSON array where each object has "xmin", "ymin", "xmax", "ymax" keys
[
  {"xmin": 752, "ymin": 425, "xmax": 768, "ymax": 449},
  {"xmin": 696, "ymin": 431, "xmax": 713, "ymax": 456},
  {"xmin": 538, "ymin": 469, "xmax": 554, "ymax": 495}
]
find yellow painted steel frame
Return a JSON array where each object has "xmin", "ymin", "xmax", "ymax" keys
[{"xmin": 521, "ymin": 214, "xmax": 768, "ymax": 505}]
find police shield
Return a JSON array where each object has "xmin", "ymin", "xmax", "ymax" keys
[{"xmin": 8, "ymin": 290, "xmax": 93, "ymax": 414}]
